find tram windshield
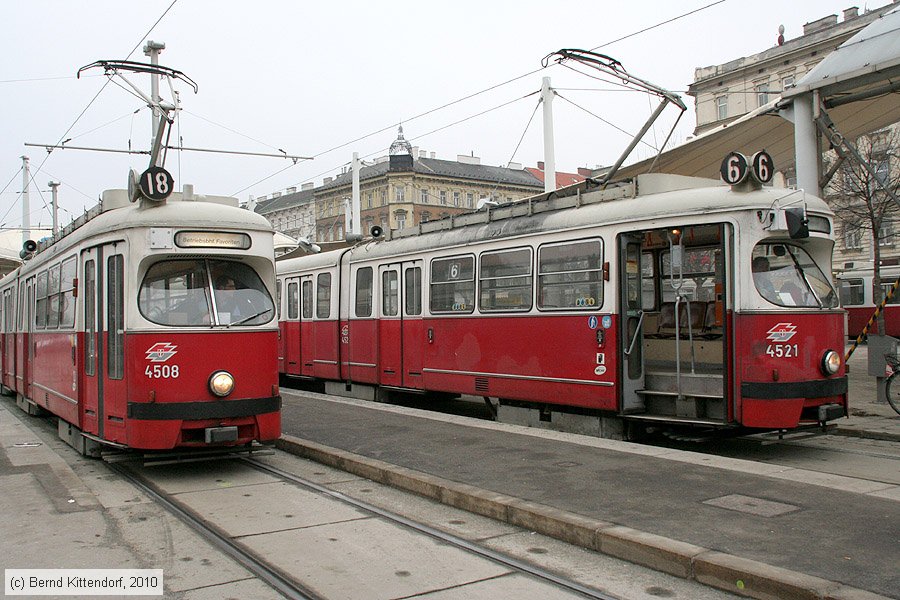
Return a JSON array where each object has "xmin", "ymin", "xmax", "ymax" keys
[
  {"xmin": 751, "ymin": 243, "xmax": 838, "ymax": 308},
  {"xmin": 140, "ymin": 259, "xmax": 275, "ymax": 326}
]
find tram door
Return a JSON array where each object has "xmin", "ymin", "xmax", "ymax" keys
[
  {"xmin": 378, "ymin": 261, "xmax": 424, "ymax": 389},
  {"xmin": 283, "ymin": 277, "xmax": 301, "ymax": 375},
  {"xmin": 81, "ymin": 244, "xmax": 127, "ymax": 442},
  {"xmin": 17, "ymin": 280, "xmax": 32, "ymax": 397},
  {"xmin": 3, "ymin": 286, "xmax": 15, "ymax": 389},
  {"xmin": 619, "ymin": 233, "xmax": 645, "ymax": 413},
  {"xmin": 299, "ymin": 276, "xmax": 315, "ymax": 377}
]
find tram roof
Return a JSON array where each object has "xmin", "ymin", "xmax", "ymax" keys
[
  {"xmin": 278, "ymin": 174, "xmax": 833, "ymax": 270},
  {"xmin": 27, "ymin": 189, "xmax": 273, "ymax": 262}
]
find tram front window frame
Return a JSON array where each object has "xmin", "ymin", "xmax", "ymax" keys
[{"xmin": 139, "ymin": 259, "xmax": 275, "ymax": 327}]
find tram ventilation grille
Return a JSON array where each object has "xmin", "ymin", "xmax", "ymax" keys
[{"xmin": 474, "ymin": 377, "xmax": 490, "ymax": 393}]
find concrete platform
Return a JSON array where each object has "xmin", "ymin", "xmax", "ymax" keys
[{"xmin": 277, "ymin": 389, "xmax": 899, "ymax": 599}]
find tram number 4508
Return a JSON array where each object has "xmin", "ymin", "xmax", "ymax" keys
[
  {"xmin": 766, "ymin": 344, "xmax": 798, "ymax": 358},
  {"xmin": 145, "ymin": 364, "xmax": 181, "ymax": 378}
]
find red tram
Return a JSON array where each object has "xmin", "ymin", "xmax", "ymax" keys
[
  {"xmin": 0, "ymin": 188, "xmax": 281, "ymax": 455},
  {"xmin": 835, "ymin": 263, "xmax": 900, "ymax": 338},
  {"xmin": 276, "ymin": 155, "xmax": 847, "ymax": 438}
]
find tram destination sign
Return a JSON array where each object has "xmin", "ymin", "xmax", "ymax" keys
[{"xmin": 175, "ymin": 231, "xmax": 251, "ymax": 249}]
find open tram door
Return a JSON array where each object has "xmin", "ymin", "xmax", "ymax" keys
[
  {"xmin": 618, "ymin": 233, "xmax": 645, "ymax": 414},
  {"xmin": 621, "ymin": 224, "xmax": 731, "ymax": 432}
]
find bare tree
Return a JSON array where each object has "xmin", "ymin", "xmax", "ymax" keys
[{"xmin": 828, "ymin": 126, "xmax": 900, "ymax": 331}]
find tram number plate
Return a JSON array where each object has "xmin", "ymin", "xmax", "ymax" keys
[
  {"xmin": 145, "ymin": 364, "xmax": 180, "ymax": 378},
  {"xmin": 766, "ymin": 344, "xmax": 798, "ymax": 358}
]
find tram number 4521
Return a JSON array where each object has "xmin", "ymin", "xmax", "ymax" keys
[
  {"xmin": 766, "ymin": 344, "xmax": 798, "ymax": 358},
  {"xmin": 145, "ymin": 364, "xmax": 181, "ymax": 378}
]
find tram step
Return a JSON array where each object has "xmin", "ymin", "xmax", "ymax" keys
[
  {"xmin": 621, "ymin": 413, "xmax": 731, "ymax": 427},
  {"xmin": 635, "ymin": 389, "xmax": 723, "ymax": 400}
]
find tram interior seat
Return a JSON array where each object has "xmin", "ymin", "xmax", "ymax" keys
[{"xmin": 645, "ymin": 301, "xmax": 721, "ymax": 339}]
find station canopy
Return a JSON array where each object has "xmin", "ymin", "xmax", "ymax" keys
[{"xmin": 616, "ymin": 6, "xmax": 900, "ymax": 182}]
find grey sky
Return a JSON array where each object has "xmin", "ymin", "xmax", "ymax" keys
[{"xmin": 0, "ymin": 1, "xmax": 884, "ymax": 233}]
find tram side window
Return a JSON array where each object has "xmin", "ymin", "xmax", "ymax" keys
[
  {"xmin": 641, "ymin": 252, "xmax": 656, "ymax": 310},
  {"xmin": 430, "ymin": 255, "xmax": 475, "ymax": 313},
  {"xmin": 661, "ymin": 248, "xmax": 717, "ymax": 302},
  {"xmin": 405, "ymin": 266, "xmax": 422, "ymax": 316},
  {"xmin": 287, "ymin": 282, "xmax": 299, "ymax": 319},
  {"xmin": 356, "ymin": 267, "xmax": 373, "ymax": 318},
  {"xmin": 276, "ymin": 280, "xmax": 282, "ymax": 320},
  {"xmin": 537, "ymin": 239, "xmax": 603, "ymax": 310},
  {"xmin": 880, "ymin": 282, "xmax": 900, "ymax": 305},
  {"xmin": 107, "ymin": 254, "xmax": 125, "ymax": 380},
  {"xmin": 35, "ymin": 271, "xmax": 49, "ymax": 329},
  {"xmin": 302, "ymin": 280, "xmax": 313, "ymax": 319},
  {"xmin": 383, "ymin": 270, "xmax": 399, "ymax": 317},
  {"xmin": 479, "ymin": 247, "xmax": 533, "ymax": 312},
  {"xmin": 84, "ymin": 260, "xmax": 96, "ymax": 377},
  {"xmin": 316, "ymin": 273, "xmax": 331, "ymax": 319},
  {"xmin": 47, "ymin": 264, "xmax": 61, "ymax": 329},
  {"xmin": 839, "ymin": 278, "xmax": 864, "ymax": 306},
  {"xmin": 59, "ymin": 257, "xmax": 77, "ymax": 328}
]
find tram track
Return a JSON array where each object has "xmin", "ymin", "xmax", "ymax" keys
[{"xmin": 106, "ymin": 452, "xmax": 619, "ymax": 600}]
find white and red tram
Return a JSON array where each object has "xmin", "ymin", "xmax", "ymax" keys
[
  {"xmin": 276, "ymin": 158, "xmax": 847, "ymax": 438},
  {"xmin": 0, "ymin": 188, "xmax": 281, "ymax": 454}
]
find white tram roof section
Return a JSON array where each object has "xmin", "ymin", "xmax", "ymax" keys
[
  {"xmin": 32, "ymin": 189, "xmax": 273, "ymax": 256},
  {"xmin": 278, "ymin": 173, "xmax": 833, "ymax": 271}
]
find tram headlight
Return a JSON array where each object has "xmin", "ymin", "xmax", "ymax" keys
[
  {"xmin": 821, "ymin": 350, "xmax": 841, "ymax": 376},
  {"xmin": 209, "ymin": 370, "xmax": 235, "ymax": 397}
]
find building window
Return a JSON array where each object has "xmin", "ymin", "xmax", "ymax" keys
[
  {"xmin": 453, "ymin": 191, "xmax": 460, "ymax": 207},
  {"xmin": 367, "ymin": 192, "xmax": 373, "ymax": 209},
  {"xmin": 755, "ymin": 82, "xmax": 769, "ymax": 108},
  {"xmin": 420, "ymin": 189, "xmax": 428, "ymax": 203},
  {"xmin": 381, "ymin": 190, "xmax": 387, "ymax": 206},
  {"xmin": 716, "ymin": 95, "xmax": 727, "ymax": 121},
  {"xmin": 336, "ymin": 222, "xmax": 343, "ymax": 240},
  {"xmin": 396, "ymin": 186, "xmax": 405, "ymax": 202},
  {"xmin": 467, "ymin": 192, "xmax": 474, "ymax": 208},
  {"xmin": 781, "ymin": 75, "xmax": 794, "ymax": 91},
  {"xmin": 879, "ymin": 220, "xmax": 894, "ymax": 247},
  {"xmin": 875, "ymin": 158, "xmax": 890, "ymax": 185},
  {"xmin": 421, "ymin": 211, "xmax": 430, "ymax": 223},
  {"xmin": 440, "ymin": 191, "xmax": 447, "ymax": 205},
  {"xmin": 396, "ymin": 212, "xmax": 406, "ymax": 230},
  {"xmin": 844, "ymin": 227, "xmax": 863, "ymax": 250}
]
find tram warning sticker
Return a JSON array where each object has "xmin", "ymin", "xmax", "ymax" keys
[
  {"xmin": 146, "ymin": 342, "xmax": 178, "ymax": 363},
  {"xmin": 588, "ymin": 316, "xmax": 598, "ymax": 330},
  {"xmin": 765, "ymin": 323, "xmax": 797, "ymax": 343},
  {"xmin": 602, "ymin": 316, "xmax": 612, "ymax": 329}
]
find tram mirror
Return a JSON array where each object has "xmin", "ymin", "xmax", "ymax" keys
[
  {"xmin": 785, "ymin": 208, "xmax": 809, "ymax": 239},
  {"xmin": 370, "ymin": 225, "xmax": 384, "ymax": 239}
]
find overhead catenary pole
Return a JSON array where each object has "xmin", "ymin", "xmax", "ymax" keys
[
  {"xmin": 541, "ymin": 77, "xmax": 556, "ymax": 193},
  {"xmin": 21, "ymin": 156, "xmax": 30, "ymax": 246},
  {"xmin": 48, "ymin": 180, "xmax": 60, "ymax": 234}
]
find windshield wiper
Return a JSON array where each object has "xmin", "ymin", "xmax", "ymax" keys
[{"xmin": 226, "ymin": 307, "xmax": 274, "ymax": 328}]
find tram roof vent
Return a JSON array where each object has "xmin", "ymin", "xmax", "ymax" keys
[{"xmin": 101, "ymin": 189, "xmax": 131, "ymax": 212}]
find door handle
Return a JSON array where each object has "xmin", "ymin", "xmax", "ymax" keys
[{"xmin": 428, "ymin": 328, "xmax": 434, "ymax": 343}]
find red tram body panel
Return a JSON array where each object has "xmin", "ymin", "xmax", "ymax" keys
[{"xmin": 276, "ymin": 172, "xmax": 848, "ymax": 438}]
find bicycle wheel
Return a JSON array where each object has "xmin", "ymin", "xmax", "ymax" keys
[{"xmin": 885, "ymin": 373, "xmax": 900, "ymax": 416}]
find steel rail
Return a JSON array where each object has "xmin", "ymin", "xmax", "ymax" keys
[
  {"xmin": 105, "ymin": 461, "xmax": 322, "ymax": 600},
  {"xmin": 242, "ymin": 457, "xmax": 619, "ymax": 600}
]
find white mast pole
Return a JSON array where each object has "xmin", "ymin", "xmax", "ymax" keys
[
  {"xmin": 143, "ymin": 41, "xmax": 166, "ymax": 151},
  {"xmin": 48, "ymin": 181, "xmax": 60, "ymax": 235},
  {"xmin": 21, "ymin": 156, "xmax": 31, "ymax": 245},
  {"xmin": 541, "ymin": 77, "xmax": 557, "ymax": 193},
  {"xmin": 351, "ymin": 152, "xmax": 361, "ymax": 235}
]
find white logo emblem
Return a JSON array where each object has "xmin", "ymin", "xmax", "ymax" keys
[
  {"xmin": 146, "ymin": 342, "xmax": 178, "ymax": 363},
  {"xmin": 766, "ymin": 323, "xmax": 797, "ymax": 343}
]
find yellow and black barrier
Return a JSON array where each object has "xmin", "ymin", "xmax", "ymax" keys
[{"xmin": 845, "ymin": 275, "xmax": 900, "ymax": 362}]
